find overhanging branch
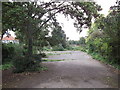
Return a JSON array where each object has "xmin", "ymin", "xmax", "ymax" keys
[{"xmin": 33, "ymin": 7, "xmax": 66, "ymax": 35}]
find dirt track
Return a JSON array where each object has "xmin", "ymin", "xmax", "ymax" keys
[{"xmin": 2, "ymin": 51, "xmax": 118, "ymax": 88}]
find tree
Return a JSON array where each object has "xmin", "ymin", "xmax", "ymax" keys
[
  {"xmin": 79, "ymin": 37, "xmax": 86, "ymax": 45},
  {"xmin": 86, "ymin": 1, "xmax": 120, "ymax": 65},
  {"xmin": 47, "ymin": 17, "xmax": 68, "ymax": 48},
  {"xmin": 2, "ymin": 1, "xmax": 102, "ymax": 71},
  {"xmin": 33, "ymin": 27, "xmax": 50, "ymax": 53}
]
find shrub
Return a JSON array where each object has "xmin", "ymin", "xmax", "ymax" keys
[
  {"xmin": 13, "ymin": 56, "xmax": 27, "ymax": 73},
  {"xmin": 13, "ymin": 54, "xmax": 41, "ymax": 73},
  {"xmin": 65, "ymin": 46, "xmax": 74, "ymax": 50},
  {"xmin": 43, "ymin": 47, "xmax": 51, "ymax": 51},
  {"xmin": 2, "ymin": 43, "xmax": 25, "ymax": 64},
  {"xmin": 2, "ymin": 43, "xmax": 15, "ymax": 64},
  {"xmin": 39, "ymin": 53, "xmax": 47, "ymax": 58},
  {"xmin": 0, "ymin": 62, "xmax": 13, "ymax": 70},
  {"xmin": 52, "ymin": 44, "xmax": 65, "ymax": 51}
]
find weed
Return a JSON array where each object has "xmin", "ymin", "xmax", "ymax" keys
[{"xmin": 38, "ymin": 66, "xmax": 48, "ymax": 71}]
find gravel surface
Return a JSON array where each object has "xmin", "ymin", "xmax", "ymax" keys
[{"xmin": 2, "ymin": 51, "xmax": 118, "ymax": 88}]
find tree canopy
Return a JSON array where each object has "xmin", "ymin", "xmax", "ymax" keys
[
  {"xmin": 2, "ymin": 1, "xmax": 102, "ymax": 72},
  {"xmin": 86, "ymin": 1, "xmax": 120, "ymax": 65}
]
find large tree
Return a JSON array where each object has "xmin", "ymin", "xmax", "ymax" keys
[{"xmin": 2, "ymin": 1, "xmax": 102, "ymax": 70}]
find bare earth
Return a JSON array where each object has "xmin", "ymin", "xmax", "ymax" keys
[{"xmin": 3, "ymin": 51, "xmax": 118, "ymax": 88}]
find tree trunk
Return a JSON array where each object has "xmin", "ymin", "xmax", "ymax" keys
[
  {"xmin": 27, "ymin": 3, "xmax": 33, "ymax": 58},
  {"xmin": 26, "ymin": 20, "xmax": 33, "ymax": 57},
  {"xmin": 27, "ymin": 30, "xmax": 33, "ymax": 68},
  {"xmin": 28, "ymin": 34, "xmax": 33, "ymax": 57}
]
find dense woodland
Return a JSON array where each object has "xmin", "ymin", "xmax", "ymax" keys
[{"xmin": 1, "ymin": 1, "xmax": 120, "ymax": 72}]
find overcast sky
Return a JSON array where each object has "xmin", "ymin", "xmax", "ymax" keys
[{"xmin": 7, "ymin": 0, "xmax": 116, "ymax": 40}]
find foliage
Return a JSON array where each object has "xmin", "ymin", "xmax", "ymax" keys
[
  {"xmin": 68, "ymin": 37, "xmax": 86, "ymax": 46},
  {"xmin": 13, "ymin": 55, "xmax": 41, "ymax": 73},
  {"xmin": 2, "ymin": 1, "xmax": 101, "ymax": 55},
  {"xmin": 65, "ymin": 45, "xmax": 87, "ymax": 51},
  {"xmin": 39, "ymin": 53, "xmax": 47, "ymax": 58},
  {"xmin": 2, "ymin": 43, "xmax": 15, "ymax": 64},
  {"xmin": 79, "ymin": 37, "xmax": 86, "ymax": 45},
  {"xmin": 38, "ymin": 66, "xmax": 48, "ymax": 71},
  {"xmin": 42, "ymin": 47, "xmax": 52, "ymax": 51},
  {"xmin": 68, "ymin": 40, "xmax": 80, "ymax": 45},
  {"xmin": 2, "ymin": 43, "xmax": 42, "ymax": 72},
  {"xmin": 79, "ymin": 46, "xmax": 88, "ymax": 52},
  {"xmin": 86, "ymin": 3, "xmax": 120, "ymax": 67},
  {"xmin": 2, "ymin": 1, "xmax": 101, "ymax": 72},
  {"xmin": 89, "ymin": 52, "xmax": 120, "ymax": 69},
  {"xmin": 0, "ymin": 62, "xmax": 13, "ymax": 70},
  {"xmin": 2, "ymin": 43, "xmax": 25, "ymax": 64},
  {"xmin": 47, "ymin": 17, "xmax": 68, "ymax": 48},
  {"xmin": 32, "ymin": 28, "xmax": 50, "ymax": 54},
  {"xmin": 52, "ymin": 44, "xmax": 65, "ymax": 51}
]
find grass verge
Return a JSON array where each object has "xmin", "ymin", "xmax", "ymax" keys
[
  {"xmin": 89, "ymin": 52, "xmax": 120, "ymax": 70},
  {"xmin": 36, "ymin": 66, "xmax": 48, "ymax": 71},
  {"xmin": 42, "ymin": 59, "xmax": 64, "ymax": 62},
  {"xmin": 78, "ymin": 46, "xmax": 120, "ymax": 70}
]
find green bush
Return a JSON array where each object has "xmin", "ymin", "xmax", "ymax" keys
[
  {"xmin": 65, "ymin": 46, "xmax": 74, "ymax": 50},
  {"xmin": 13, "ymin": 55, "xmax": 41, "ymax": 73},
  {"xmin": 79, "ymin": 46, "xmax": 88, "ymax": 52},
  {"xmin": 2, "ymin": 43, "xmax": 15, "ymax": 64},
  {"xmin": 43, "ymin": 47, "xmax": 51, "ymax": 51},
  {"xmin": 0, "ymin": 62, "xmax": 13, "ymax": 70},
  {"xmin": 2, "ymin": 43, "xmax": 42, "ymax": 72},
  {"xmin": 52, "ymin": 44, "xmax": 65, "ymax": 51},
  {"xmin": 2, "ymin": 43, "xmax": 25, "ymax": 64},
  {"xmin": 39, "ymin": 53, "xmax": 47, "ymax": 58}
]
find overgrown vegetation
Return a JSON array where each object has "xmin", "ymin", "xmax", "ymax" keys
[
  {"xmin": 0, "ymin": 62, "xmax": 13, "ymax": 70},
  {"xmin": 66, "ymin": 2, "xmax": 120, "ymax": 69},
  {"xmin": 75, "ymin": 2, "xmax": 120, "ymax": 69},
  {"xmin": 86, "ymin": 6, "xmax": 120, "ymax": 69},
  {"xmin": 2, "ymin": 43, "xmax": 42, "ymax": 72},
  {"xmin": 2, "ymin": 43, "xmax": 26, "ymax": 71},
  {"xmin": 2, "ymin": 1, "xmax": 101, "ymax": 72},
  {"xmin": 3, "ymin": 1, "xmax": 120, "ymax": 72}
]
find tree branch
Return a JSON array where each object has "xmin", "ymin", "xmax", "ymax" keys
[{"xmin": 33, "ymin": 8, "xmax": 66, "ymax": 35}]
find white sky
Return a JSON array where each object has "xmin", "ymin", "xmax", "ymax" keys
[{"xmin": 6, "ymin": 0, "xmax": 116, "ymax": 40}]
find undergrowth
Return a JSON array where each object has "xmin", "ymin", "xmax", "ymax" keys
[
  {"xmin": 0, "ymin": 62, "xmax": 13, "ymax": 70},
  {"xmin": 79, "ymin": 46, "xmax": 120, "ymax": 70}
]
